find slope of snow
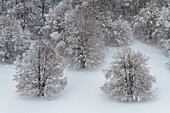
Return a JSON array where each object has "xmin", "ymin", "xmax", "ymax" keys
[{"xmin": 0, "ymin": 40, "xmax": 170, "ymax": 113}]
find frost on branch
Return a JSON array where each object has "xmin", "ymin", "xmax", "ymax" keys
[
  {"xmin": 101, "ymin": 47, "xmax": 156, "ymax": 102},
  {"xmin": 14, "ymin": 39, "xmax": 67, "ymax": 98}
]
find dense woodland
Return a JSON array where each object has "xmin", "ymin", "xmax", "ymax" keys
[{"xmin": 0, "ymin": 0, "xmax": 169, "ymax": 101}]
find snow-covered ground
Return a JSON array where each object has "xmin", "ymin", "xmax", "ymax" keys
[{"xmin": 0, "ymin": 40, "xmax": 170, "ymax": 113}]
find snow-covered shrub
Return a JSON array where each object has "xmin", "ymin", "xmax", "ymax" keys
[
  {"xmin": 111, "ymin": 16, "xmax": 133, "ymax": 46},
  {"xmin": 133, "ymin": 3, "xmax": 160, "ymax": 44},
  {"xmin": 8, "ymin": 1, "xmax": 44, "ymax": 39},
  {"xmin": 101, "ymin": 47, "xmax": 156, "ymax": 102},
  {"xmin": 61, "ymin": 4, "xmax": 105, "ymax": 68},
  {"xmin": 0, "ymin": 16, "xmax": 30, "ymax": 63},
  {"xmin": 39, "ymin": 1, "xmax": 71, "ymax": 44},
  {"xmin": 14, "ymin": 39, "xmax": 67, "ymax": 97}
]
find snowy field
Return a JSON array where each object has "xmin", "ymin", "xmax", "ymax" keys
[{"xmin": 0, "ymin": 40, "xmax": 170, "ymax": 113}]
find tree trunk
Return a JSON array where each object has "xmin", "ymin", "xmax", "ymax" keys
[
  {"xmin": 15, "ymin": 0, "xmax": 18, "ymax": 5},
  {"xmin": 1, "ymin": 0, "xmax": 5, "ymax": 12},
  {"xmin": 23, "ymin": 0, "xmax": 26, "ymax": 30},
  {"xmin": 41, "ymin": 0, "xmax": 45, "ymax": 22},
  {"xmin": 38, "ymin": 40, "xmax": 42, "ymax": 96},
  {"xmin": 81, "ymin": 58, "xmax": 86, "ymax": 68}
]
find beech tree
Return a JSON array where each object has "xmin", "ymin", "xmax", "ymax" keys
[
  {"xmin": 60, "ymin": 4, "xmax": 105, "ymax": 68},
  {"xmin": 14, "ymin": 39, "xmax": 67, "ymax": 97},
  {"xmin": 101, "ymin": 47, "xmax": 156, "ymax": 102},
  {"xmin": 0, "ymin": 15, "xmax": 30, "ymax": 63}
]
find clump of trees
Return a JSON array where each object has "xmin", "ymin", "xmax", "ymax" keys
[
  {"xmin": 14, "ymin": 39, "xmax": 67, "ymax": 97},
  {"xmin": 101, "ymin": 47, "xmax": 156, "ymax": 102},
  {"xmin": 1, "ymin": 0, "xmax": 168, "ymax": 101},
  {"xmin": 133, "ymin": 2, "xmax": 170, "ymax": 57},
  {"xmin": 133, "ymin": 2, "xmax": 169, "ymax": 45}
]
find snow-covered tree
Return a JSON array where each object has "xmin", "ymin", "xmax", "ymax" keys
[
  {"xmin": 161, "ymin": 39, "xmax": 170, "ymax": 56},
  {"xmin": 155, "ymin": 7, "xmax": 170, "ymax": 54},
  {"xmin": 133, "ymin": 3, "xmax": 160, "ymax": 44},
  {"xmin": 60, "ymin": 4, "xmax": 105, "ymax": 68},
  {"xmin": 14, "ymin": 39, "xmax": 67, "ymax": 97},
  {"xmin": 39, "ymin": 1, "xmax": 71, "ymax": 44},
  {"xmin": 87, "ymin": 0, "xmax": 114, "ymax": 44},
  {"xmin": 155, "ymin": 0, "xmax": 169, "ymax": 7},
  {"xmin": 129, "ymin": 0, "xmax": 152, "ymax": 15},
  {"xmin": 0, "ymin": 16, "xmax": 30, "ymax": 63},
  {"xmin": 8, "ymin": 1, "xmax": 44, "ymax": 39},
  {"xmin": 111, "ymin": 16, "xmax": 133, "ymax": 46},
  {"xmin": 101, "ymin": 47, "xmax": 156, "ymax": 102},
  {"xmin": 156, "ymin": 7, "xmax": 169, "ymax": 39}
]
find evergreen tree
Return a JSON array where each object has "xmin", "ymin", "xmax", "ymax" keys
[
  {"xmin": 14, "ymin": 39, "xmax": 67, "ymax": 97},
  {"xmin": 101, "ymin": 47, "xmax": 156, "ymax": 102}
]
